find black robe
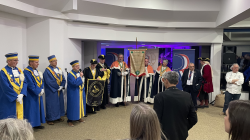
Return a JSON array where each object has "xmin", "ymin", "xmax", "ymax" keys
[
  {"xmin": 83, "ymin": 67, "xmax": 103, "ymax": 113},
  {"xmin": 96, "ymin": 63, "xmax": 110, "ymax": 107},
  {"xmin": 134, "ymin": 74, "xmax": 154, "ymax": 103},
  {"xmin": 110, "ymin": 61, "xmax": 131, "ymax": 104}
]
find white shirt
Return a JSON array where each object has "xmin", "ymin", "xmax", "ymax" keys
[
  {"xmin": 91, "ymin": 68, "xmax": 96, "ymax": 74},
  {"xmin": 226, "ymin": 71, "xmax": 244, "ymax": 94},
  {"xmin": 186, "ymin": 70, "xmax": 194, "ymax": 85}
]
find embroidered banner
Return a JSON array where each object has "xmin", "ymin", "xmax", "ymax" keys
[
  {"xmin": 129, "ymin": 49, "xmax": 146, "ymax": 77},
  {"xmin": 86, "ymin": 79, "xmax": 105, "ymax": 106}
]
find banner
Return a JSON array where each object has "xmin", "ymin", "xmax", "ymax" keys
[
  {"xmin": 172, "ymin": 49, "xmax": 195, "ymax": 90},
  {"xmin": 146, "ymin": 49, "xmax": 159, "ymax": 70},
  {"xmin": 129, "ymin": 49, "xmax": 146, "ymax": 77},
  {"xmin": 106, "ymin": 48, "xmax": 124, "ymax": 67},
  {"xmin": 86, "ymin": 79, "xmax": 105, "ymax": 106}
]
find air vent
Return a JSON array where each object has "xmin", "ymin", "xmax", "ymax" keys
[
  {"xmin": 72, "ymin": 20, "xmax": 109, "ymax": 26},
  {"xmin": 125, "ymin": 25, "xmax": 159, "ymax": 29}
]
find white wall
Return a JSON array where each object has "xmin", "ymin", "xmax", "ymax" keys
[
  {"xmin": 27, "ymin": 17, "xmax": 50, "ymax": 72},
  {"xmin": 83, "ymin": 41, "xmax": 98, "ymax": 68},
  {"xmin": 236, "ymin": 46, "xmax": 250, "ymax": 56},
  {"xmin": 0, "ymin": 11, "xmax": 26, "ymax": 69}
]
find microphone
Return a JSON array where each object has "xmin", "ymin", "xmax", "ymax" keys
[{"xmin": 79, "ymin": 69, "xmax": 82, "ymax": 72}]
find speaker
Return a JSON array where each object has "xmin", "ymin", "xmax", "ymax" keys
[
  {"xmin": 223, "ymin": 53, "xmax": 236, "ymax": 64},
  {"xmin": 223, "ymin": 46, "xmax": 236, "ymax": 53}
]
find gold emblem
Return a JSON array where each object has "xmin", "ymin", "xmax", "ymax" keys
[{"xmin": 92, "ymin": 85, "xmax": 100, "ymax": 93}]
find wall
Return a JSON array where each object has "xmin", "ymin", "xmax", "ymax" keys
[
  {"xmin": 0, "ymin": 11, "xmax": 26, "ymax": 69},
  {"xmin": 236, "ymin": 46, "xmax": 250, "ymax": 56},
  {"xmin": 83, "ymin": 41, "xmax": 98, "ymax": 68},
  {"xmin": 27, "ymin": 17, "xmax": 50, "ymax": 72}
]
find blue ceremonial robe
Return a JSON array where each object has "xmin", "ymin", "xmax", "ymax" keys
[
  {"xmin": 0, "ymin": 66, "xmax": 27, "ymax": 119},
  {"xmin": 44, "ymin": 65, "xmax": 66, "ymax": 121},
  {"xmin": 67, "ymin": 70, "xmax": 86, "ymax": 121},
  {"xmin": 23, "ymin": 66, "xmax": 46, "ymax": 127}
]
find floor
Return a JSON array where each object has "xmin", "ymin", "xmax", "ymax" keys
[{"xmin": 33, "ymin": 103, "xmax": 229, "ymax": 140}]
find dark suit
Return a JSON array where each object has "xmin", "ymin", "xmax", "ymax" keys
[
  {"xmin": 181, "ymin": 69, "xmax": 202, "ymax": 108},
  {"xmin": 154, "ymin": 86, "xmax": 197, "ymax": 140}
]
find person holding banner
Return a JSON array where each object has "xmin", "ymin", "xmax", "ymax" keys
[
  {"xmin": 67, "ymin": 60, "xmax": 86, "ymax": 127},
  {"xmin": 43, "ymin": 55, "xmax": 66, "ymax": 125},
  {"xmin": 96, "ymin": 55, "xmax": 111, "ymax": 109},
  {"xmin": 152, "ymin": 60, "xmax": 171, "ymax": 98},
  {"xmin": 134, "ymin": 58, "xmax": 155, "ymax": 103},
  {"xmin": 83, "ymin": 59, "xmax": 104, "ymax": 114},
  {"xmin": 23, "ymin": 55, "xmax": 46, "ymax": 129},
  {"xmin": 110, "ymin": 54, "xmax": 130, "ymax": 107},
  {"xmin": 0, "ymin": 53, "xmax": 27, "ymax": 120},
  {"xmin": 197, "ymin": 57, "xmax": 213, "ymax": 108}
]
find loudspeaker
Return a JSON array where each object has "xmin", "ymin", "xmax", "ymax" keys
[
  {"xmin": 223, "ymin": 46, "xmax": 236, "ymax": 53},
  {"xmin": 223, "ymin": 53, "xmax": 236, "ymax": 64}
]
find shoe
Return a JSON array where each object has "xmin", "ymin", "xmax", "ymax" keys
[
  {"xmin": 101, "ymin": 106, "xmax": 106, "ymax": 109},
  {"xmin": 204, "ymin": 100, "xmax": 209, "ymax": 108},
  {"xmin": 197, "ymin": 100, "xmax": 205, "ymax": 108},
  {"xmin": 84, "ymin": 115, "xmax": 88, "ymax": 117},
  {"xmin": 220, "ymin": 112, "xmax": 226, "ymax": 115},
  {"xmin": 120, "ymin": 102, "xmax": 125, "ymax": 106},
  {"xmin": 57, "ymin": 118, "xmax": 64, "ymax": 122},
  {"xmin": 78, "ymin": 119, "xmax": 85, "ymax": 123},
  {"xmin": 115, "ymin": 103, "xmax": 119, "ymax": 107},
  {"xmin": 47, "ymin": 121, "xmax": 54, "ymax": 125},
  {"xmin": 68, "ymin": 122, "xmax": 74, "ymax": 127},
  {"xmin": 33, "ymin": 126, "xmax": 45, "ymax": 129},
  {"xmin": 92, "ymin": 111, "xmax": 97, "ymax": 114},
  {"xmin": 96, "ymin": 106, "xmax": 100, "ymax": 111}
]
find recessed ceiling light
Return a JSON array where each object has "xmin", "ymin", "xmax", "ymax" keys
[
  {"xmin": 141, "ymin": 44, "xmax": 145, "ymax": 45},
  {"xmin": 106, "ymin": 45, "xmax": 109, "ymax": 46}
]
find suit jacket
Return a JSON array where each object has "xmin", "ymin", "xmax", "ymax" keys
[
  {"xmin": 181, "ymin": 69, "xmax": 202, "ymax": 92},
  {"xmin": 154, "ymin": 86, "xmax": 197, "ymax": 140}
]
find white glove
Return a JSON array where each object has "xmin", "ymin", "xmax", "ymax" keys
[
  {"xmin": 58, "ymin": 86, "xmax": 63, "ymax": 91},
  {"xmin": 136, "ymin": 76, "xmax": 139, "ymax": 79},
  {"xmin": 76, "ymin": 73, "xmax": 80, "ymax": 78},
  {"xmin": 17, "ymin": 94, "xmax": 24, "ymax": 104},
  {"xmin": 124, "ymin": 72, "xmax": 128, "ymax": 75},
  {"xmin": 39, "ymin": 89, "xmax": 44, "ymax": 96}
]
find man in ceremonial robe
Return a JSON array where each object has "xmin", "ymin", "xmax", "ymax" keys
[
  {"xmin": 197, "ymin": 57, "xmax": 214, "ymax": 108},
  {"xmin": 96, "ymin": 55, "xmax": 111, "ymax": 109},
  {"xmin": 43, "ymin": 55, "xmax": 66, "ymax": 125},
  {"xmin": 152, "ymin": 60, "xmax": 171, "ymax": 99},
  {"xmin": 83, "ymin": 59, "xmax": 104, "ymax": 113},
  {"xmin": 0, "ymin": 53, "xmax": 27, "ymax": 120},
  {"xmin": 23, "ymin": 55, "xmax": 45, "ymax": 129},
  {"xmin": 110, "ymin": 54, "xmax": 131, "ymax": 107},
  {"xmin": 134, "ymin": 58, "xmax": 154, "ymax": 103},
  {"xmin": 67, "ymin": 60, "xmax": 86, "ymax": 127}
]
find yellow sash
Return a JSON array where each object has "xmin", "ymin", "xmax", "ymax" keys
[
  {"xmin": 46, "ymin": 67, "xmax": 63, "ymax": 96},
  {"xmin": 70, "ymin": 71, "xmax": 84, "ymax": 118},
  {"xmin": 2, "ymin": 68, "xmax": 24, "ymax": 120},
  {"xmin": 24, "ymin": 68, "xmax": 43, "ymax": 107},
  {"xmin": 24, "ymin": 68, "xmax": 42, "ymax": 87}
]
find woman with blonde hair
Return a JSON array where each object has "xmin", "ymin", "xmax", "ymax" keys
[
  {"xmin": 0, "ymin": 118, "xmax": 34, "ymax": 140},
  {"xmin": 130, "ymin": 103, "xmax": 167, "ymax": 140}
]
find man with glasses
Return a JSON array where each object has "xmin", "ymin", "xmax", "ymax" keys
[
  {"xmin": 0, "ymin": 53, "xmax": 27, "ymax": 120},
  {"xmin": 181, "ymin": 63, "xmax": 202, "ymax": 110},
  {"xmin": 221, "ymin": 63, "xmax": 244, "ymax": 115}
]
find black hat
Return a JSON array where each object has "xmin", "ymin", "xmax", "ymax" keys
[
  {"xmin": 90, "ymin": 59, "xmax": 98, "ymax": 64},
  {"xmin": 198, "ymin": 57, "xmax": 210, "ymax": 61},
  {"xmin": 98, "ymin": 55, "xmax": 105, "ymax": 59}
]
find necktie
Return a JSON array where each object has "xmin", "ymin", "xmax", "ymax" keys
[{"xmin": 189, "ymin": 71, "xmax": 192, "ymax": 80}]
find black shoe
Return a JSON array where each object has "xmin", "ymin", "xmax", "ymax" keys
[
  {"xmin": 96, "ymin": 106, "xmax": 100, "ymax": 111},
  {"xmin": 101, "ymin": 106, "xmax": 106, "ymax": 109},
  {"xmin": 115, "ymin": 103, "xmax": 119, "ymax": 107},
  {"xmin": 33, "ymin": 126, "xmax": 44, "ymax": 129},
  {"xmin": 120, "ymin": 102, "xmax": 125, "ymax": 106},
  {"xmin": 92, "ymin": 111, "xmax": 97, "ymax": 114},
  {"xmin": 84, "ymin": 115, "xmax": 88, "ymax": 117},
  {"xmin": 197, "ymin": 105, "xmax": 205, "ymax": 108}
]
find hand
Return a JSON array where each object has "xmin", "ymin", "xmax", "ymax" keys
[
  {"xmin": 39, "ymin": 89, "xmax": 44, "ymax": 96},
  {"xmin": 58, "ymin": 86, "xmax": 63, "ymax": 91},
  {"xmin": 80, "ymin": 72, "xmax": 83, "ymax": 77},
  {"xmin": 101, "ymin": 68, "xmax": 105, "ymax": 71},
  {"xmin": 17, "ymin": 94, "xmax": 24, "ymax": 104},
  {"xmin": 97, "ymin": 77, "xmax": 100, "ymax": 80},
  {"xmin": 124, "ymin": 72, "xmax": 128, "ymax": 75},
  {"xmin": 136, "ymin": 76, "xmax": 139, "ymax": 79}
]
